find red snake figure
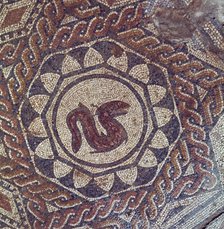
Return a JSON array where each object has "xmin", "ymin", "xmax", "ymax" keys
[{"xmin": 67, "ymin": 100, "xmax": 130, "ymax": 154}]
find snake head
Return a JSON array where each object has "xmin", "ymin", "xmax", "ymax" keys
[
  {"xmin": 97, "ymin": 100, "xmax": 130, "ymax": 117},
  {"xmin": 112, "ymin": 101, "xmax": 130, "ymax": 116}
]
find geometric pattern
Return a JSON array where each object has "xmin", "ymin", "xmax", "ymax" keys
[
  {"xmin": 0, "ymin": 179, "xmax": 29, "ymax": 228},
  {"xmin": 0, "ymin": 0, "xmax": 44, "ymax": 45},
  {"xmin": 20, "ymin": 39, "xmax": 181, "ymax": 199},
  {"xmin": 0, "ymin": 0, "xmax": 224, "ymax": 228}
]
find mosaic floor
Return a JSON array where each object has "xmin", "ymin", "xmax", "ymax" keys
[{"xmin": 0, "ymin": 0, "xmax": 224, "ymax": 228}]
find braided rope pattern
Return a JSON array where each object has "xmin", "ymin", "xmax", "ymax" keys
[
  {"xmin": 0, "ymin": 75, "xmax": 82, "ymax": 214},
  {"xmin": 0, "ymin": 1, "xmax": 147, "ymax": 227},
  {"xmin": 0, "ymin": 1, "xmax": 223, "ymax": 227},
  {"xmin": 6, "ymin": 1, "xmax": 143, "ymax": 104},
  {"xmin": 33, "ymin": 190, "xmax": 147, "ymax": 228},
  {"xmin": 117, "ymin": 28, "xmax": 220, "ymax": 221}
]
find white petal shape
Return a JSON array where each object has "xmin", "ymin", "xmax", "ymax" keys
[
  {"xmin": 84, "ymin": 48, "xmax": 104, "ymax": 67},
  {"xmin": 138, "ymin": 149, "xmax": 157, "ymax": 168},
  {"xmin": 35, "ymin": 139, "xmax": 54, "ymax": 159},
  {"xmin": 107, "ymin": 52, "xmax": 128, "ymax": 72},
  {"xmin": 95, "ymin": 174, "xmax": 114, "ymax": 191},
  {"xmin": 116, "ymin": 167, "xmax": 137, "ymax": 185},
  {"xmin": 54, "ymin": 160, "xmax": 72, "ymax": 178},
  {"xmin": 73, "ymin": 170, "xmax": 91, "ymax": 188},
  {"xmin": 40, "ymin": 73, "xmax": 60, "ymax": 93},
  {"xmin": 129, "ymin": 64, "xmax": 149, "ymax": 84},
  {"xmin": 154, "ymin": 107, "xmax": 173, "ymax": 127},
  {"xmin": 151, "ymin": 130, "xmax": 169, "ymax": 149},
  {"xmin": 28, "ymin": 117, "xmax": 47, "ymax": 137},
  {"xmin": 147, "ymin": 85, "xmax": 166, "ymax": 105},
  {"xmin": 62, "ymin": 55, "xmax": 81, "ymax": 74},
  {"xmin": 29, "ymin": 95, "xmax": 49, "ymax": 114}
]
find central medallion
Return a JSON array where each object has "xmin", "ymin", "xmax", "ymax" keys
[
  {"xmin": 20, "ymin": 40, "xmax": 181, "ymax": 199},
  {"xmin": 53, "ymin": 75, "xmax": 147, "ymax": 167}
]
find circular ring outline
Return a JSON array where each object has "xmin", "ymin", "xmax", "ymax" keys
[{"xmin": 51, "ymin": 74, "xmax": 149, "ymax": 168}]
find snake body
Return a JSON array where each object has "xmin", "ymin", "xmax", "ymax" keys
[{"xmin": 67, "ymin": 100, "xmax": 130, "ymax": 153}]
